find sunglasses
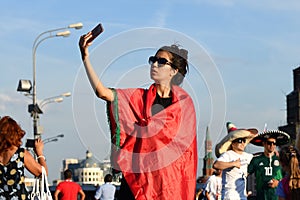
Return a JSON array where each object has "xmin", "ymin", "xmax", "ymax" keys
[
  {"xmin": 233, "ymin": 138, "xmax": 247, "ymax": 144},
  {"xmin": 266, "ymin": 141, "xmax": 276, "ymax": 146},
  {"xmin": 148, "ymin": 56, "xmax": 175, "ymax": 68}
]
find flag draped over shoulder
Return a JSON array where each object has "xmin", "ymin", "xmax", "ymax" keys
[{"xmin": 107, "ymin": 84, "xmax": 197, "ymax": 200}]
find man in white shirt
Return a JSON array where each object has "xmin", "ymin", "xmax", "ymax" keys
[
  {"xmin": 213, "ymin": 122, "xmax": 258, "ymax": 200},
  {"xmin": 95, "ymin": 174, "xmax": 116, "ymax": 200}
]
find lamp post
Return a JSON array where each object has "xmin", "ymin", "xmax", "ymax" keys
[
  {"xmin": 40, "ymin": 97, "xmax": 63, "ymax": 108},
  {"xmin": 43, "ymin": 134, "xmax": 64, "ymax": 145},
  {"xmin": 30, "ymin": 93, "xmax": 71, "ymax": 136},
  {"xmin": 17, "ymin": 23, "xmax": 83, "ymax": 140},
  {"xmin": 39, "ymin": 92, "xmax": 71, "ymax": 109}
]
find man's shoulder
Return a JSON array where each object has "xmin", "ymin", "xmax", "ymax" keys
[
  {"xmin": 242, "ymin": 151, "xmax": 253, "ymax": 157},
  {"xmin": 249, "ymin": 153, "xmax": 264, "ymax": 163},
  {"xmin": 219, "ymin": 150, "xmax": 234, "ymax": 157},
  {"xmin": 251, "ymin": 154, "xmax": 260, "ymax": 159},
  {"xmin": 253, "ymin": 153, "xmax": 270, "ymax": 161},
  {"xmin": 57, "ymin": 181, "xmax": 67, "ymax": 186},
  {"xmin": 272, "ymin": 153, "xmax": 280, "ymax": 159},
  {"xmin": 56, "ymin": 181, "xmax": 67, "ymax": 190},
  {"xmin": 223, "ymin": 150, "xmax": 248, "ymax": 158},
  {"xmin": 71, "ymin": 181, "xmax": 82, "ymax": 187},
  {"xmin": 103, "ymin": 183, "xmax": 116, "ymax": 188},
  {"xmin": 58, "ymin": 180, "xmax": 81, "ymax": 187}
]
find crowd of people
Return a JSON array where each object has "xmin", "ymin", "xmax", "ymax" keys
[
  {"xmin": 2, "ymin": 115, "xmax": 300, "ymax": 200},
  {"xmin": 197, "ymin": 122, "xmax": 300, "ymax": 200}
]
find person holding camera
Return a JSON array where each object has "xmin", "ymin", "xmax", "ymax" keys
[{"xmin": 0, "ymin": 116, "xmax": 48, "ymax": 200}]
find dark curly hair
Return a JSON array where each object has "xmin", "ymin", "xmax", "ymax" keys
[
  {"xmin": 156, "ymin": 44, "xmax": 189, "ymax": 85},
  {"xmin": 0, "ymin": 116, "xmax": 25, "ymax": 152}
]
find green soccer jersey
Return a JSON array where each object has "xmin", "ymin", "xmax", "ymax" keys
[{"xmin": 248, "ymin": 153, "xmax": 282, "ymax": 200}]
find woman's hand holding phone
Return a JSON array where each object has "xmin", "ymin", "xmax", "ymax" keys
[
  {"xmin": 79, "ymin": 23, "xmax": 104, "ymax": 61},
  {"xmin": 87, "ymin": 23, "xmax": 104, "ymax": 43},
  {"xmin": 79, "ymin": 23, "xmax": 104, "ymax": 60}
]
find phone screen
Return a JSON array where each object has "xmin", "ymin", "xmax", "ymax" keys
[{"xmin": 87, "ymin": 23, "xmax": 104, "ymax": 43}]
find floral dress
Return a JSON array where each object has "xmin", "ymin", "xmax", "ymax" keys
[{"xmin": 0, "ymin": 147, "xmax": 29, "ymax": 200}]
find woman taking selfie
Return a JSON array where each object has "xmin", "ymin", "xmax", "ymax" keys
[{"xmin": 79, "ymin": 26, "xmax": 198, "ymax": 200}]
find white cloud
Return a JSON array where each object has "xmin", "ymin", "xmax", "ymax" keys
[
  {"xmin": 0, "ymin": 92, "xmax": 29, "ymax": 111},
  {"xmin": 0, "ymin": 93, "xmax": 13, "ymax": 102},
  {"xmin": 0, "ymin": 93, "xmax": 22, "ymax": 103}
]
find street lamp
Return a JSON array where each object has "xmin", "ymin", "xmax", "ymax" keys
[
  {"xmin": 25, "ymin": 92, "xmax": 71, "ymax": 115},
  {"xmin": 25, "ymin": 92, "xmax": 71, "ymax": 139},
  {"xmin": 39, "ymin": 92, "xmax": 71, "ymax": 109},
  {"xmin": 43, "ymin": 134, "xmax": 64, "ymax": 144},
  {"xmin": 17, "ymin": 22, "xmax": 83, "ymax": 140}
]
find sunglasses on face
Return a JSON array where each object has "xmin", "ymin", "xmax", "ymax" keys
[
  {"xmin": 233, "ymin": 138, "xmax": 247, "ymax": 144},
  {"xmin": 266, "ymin": 141, "xmax": 276, "ymax": 146},
  {"xmin": 148, "ymin": 56, "xmax": 175, "ymax": 68}
]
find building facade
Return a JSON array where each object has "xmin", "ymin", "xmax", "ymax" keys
[
  {"xmin": 53, "ymin": 150, "xmax": 116, "ymax": 186},
  {"xmin": 247, "ymin": 67, "xmax": 300, "ymax": 198},
  {"xmin": 279, "ymin": 66, "xmax": 300, "ymax": 144}
]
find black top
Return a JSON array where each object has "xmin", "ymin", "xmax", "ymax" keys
[
  {"xmin": 151, "ymin": 92, "xmax": 172, "ymax": 115},
  {"xmin": 0, "ymin": 147, "xmax": 29, "ymax": 200}
]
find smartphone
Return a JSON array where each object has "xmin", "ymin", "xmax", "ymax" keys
[
  {"xmin": 26, "ymin": 139, "xmax": 36, "ymax": 148},
  {"xmin": 87, "ymin": 23, "xmax": 104, "ymax": 43}
]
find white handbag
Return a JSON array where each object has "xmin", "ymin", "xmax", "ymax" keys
[{"xmin": 31, "ymin": 166, "xmax": 53, "ymax": 200}]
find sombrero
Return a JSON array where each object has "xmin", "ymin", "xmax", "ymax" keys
[
  {"xmin": 250, "ymin": 130, "xmax": 290, "ymax": 146},
  {"xmin": 215, "ymin": 122, "xmax": 258, "ymax": 158}
]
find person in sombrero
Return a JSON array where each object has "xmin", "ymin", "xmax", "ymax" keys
[
  {"xmin": 248, "ymin": 129, "xmax": 290, "ymax": 200},
  {"xmin": 213, "ymin": 122, "xmax": 258, "ymax": 200}
]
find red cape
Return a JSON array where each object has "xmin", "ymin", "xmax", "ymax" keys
[{"xmin": 107, "ymin": 84, "xmax": 197, "ymax": 200}]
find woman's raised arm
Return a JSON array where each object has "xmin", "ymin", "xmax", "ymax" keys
[{"xmin": 79, "ymin": 32, "xmax": 114, "ymax": 102}]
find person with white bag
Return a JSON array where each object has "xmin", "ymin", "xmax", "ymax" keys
[{"xmin": 0, "ymin": 116, "xmax": 48, "ymax": 200}]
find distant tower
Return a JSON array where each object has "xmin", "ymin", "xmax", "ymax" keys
[
  {"xmin": 202, "ymin": 126, "xmax": 214, "ymax": 177},
  {"xmin": 279, "ymin": 67, "xmax": 300, "ymax": 145}
]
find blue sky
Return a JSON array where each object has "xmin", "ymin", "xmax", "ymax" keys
[{"xmin": 1, "ymin": 1, "xmax": 300, "ymax": 182}]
